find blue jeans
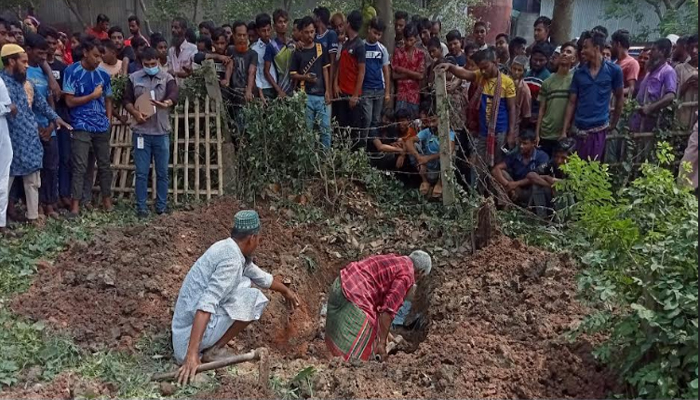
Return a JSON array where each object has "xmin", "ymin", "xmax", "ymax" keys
[
  {"xmin": 133, "ymin": 134, "xmax": 170, "ymax": 213},
  {"xmin": 305, "ymin": 95, "xmax": 331, "ymax": 149}
]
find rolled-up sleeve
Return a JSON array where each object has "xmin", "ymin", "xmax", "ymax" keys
[
  {"xmin": 164, "ymin": 78, "xmax": 179, "ymax": 104},
  {"xmin": 378, "ymin": 273, "xmax": 413, "ymax": 316},
  {"xmin": 243, "ymin": 262, "xmax": 273, "ymax": 289},
  {"xmin": 195, "ymin": 261, "xmax": 238, "ymax": 314}
]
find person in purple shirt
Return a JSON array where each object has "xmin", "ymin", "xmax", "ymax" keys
[
  {"xmin": 561, "ymin": 31, "xmax": 624, "ymax": 162},
  {"xmin": 630, "ymin": 38, "xmax": 678, "ymax": 133}
]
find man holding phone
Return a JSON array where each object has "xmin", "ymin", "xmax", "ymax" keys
[{"xmin": 123, "ymin": 48, "xmax": 178, "ymax": 218}]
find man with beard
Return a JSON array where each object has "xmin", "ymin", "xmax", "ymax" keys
[
  {"xmin": 495, "ymin": 33, "xmax": 509, "ymax": 72},
  {"xmin": 637, "ymin": 47, "xmax": 652, "ymax": 80},
  {"xmin": 561, "ymin": 31, "xmax": 623, "ymax": 162},
  {"xmin": 167, "ymin": 17, "xmax": 198, "ymax": 85},
  {"xmin": 108, "ymin": 26, "xmax": 135, "ymax": 76},
  {"xmin": 675, "ymin": 34, "xmax": 698, "ymax": 129},
  {"xmin": 630, "ymin": 38, "xmax": 677, "ymax": 134},
  {"xmin": 172, "ymin": 210, "xmax": 300, "ymax": 385},
  {"xmin": 1, "ymin": 44, "xmax": 71, "ymax": 224}
]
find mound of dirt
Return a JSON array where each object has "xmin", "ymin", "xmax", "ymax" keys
[
  {"xmin": 12, "ymin": 198, "xmax": 617, "ymax": 398},
  {"xmin": 12, "ymin": 198, "xmax": 343, "ymax": 353}
]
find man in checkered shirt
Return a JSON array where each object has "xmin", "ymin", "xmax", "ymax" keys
[{"xmin": 325, "ymin": 251, "xmax": 432, "ymax": 361}]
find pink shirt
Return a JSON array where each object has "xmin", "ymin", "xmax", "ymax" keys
[{"xmin": 617, "ymin": 55, "xmax": 640, "ymax": 88}]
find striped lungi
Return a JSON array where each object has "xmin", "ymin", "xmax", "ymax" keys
[{"xmin": 324, "ymin": 277, "xmax": 376, "ymax": 361}]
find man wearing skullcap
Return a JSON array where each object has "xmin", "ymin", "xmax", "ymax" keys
[
  {"xmin": 0, "ymin": 44, "xmax": 71, "ymax": 224},
  {"xmin": 172, "ymin": 210, "xmax": 300, "ymax": 385},
  {"xmin": 325, "ymin": 250, "xmax": 432, "ymax": 362}
]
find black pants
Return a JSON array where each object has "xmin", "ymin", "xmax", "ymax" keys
[
  {"xmin": 335, "ymin": 95, "xmax": 365, "ymax": 151},
  {"xmin": 71, "ymin": 130, "xmax": 112, "ymax": 200}
]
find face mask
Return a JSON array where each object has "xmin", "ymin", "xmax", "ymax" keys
[{"xmin": 144, "ymin": 66, "xmax": 160, "ymax": 76}]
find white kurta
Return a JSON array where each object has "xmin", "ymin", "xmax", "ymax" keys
[
  {"xmin": 0, "ymin": 76, "xmax": 13, "ymax": 228},
  {"xmin": 171, "ymin": 238, "xmax": 273, "ymax": 363}
]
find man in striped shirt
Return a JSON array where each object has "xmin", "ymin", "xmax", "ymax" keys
[{"xmin": 325, "ymin": 251, "xmax": 432, "ymax": 361}]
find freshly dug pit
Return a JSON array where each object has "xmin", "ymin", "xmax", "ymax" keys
[{"xmin": 11, "ymin": 198, "xmax": 617, "ymax": 398}]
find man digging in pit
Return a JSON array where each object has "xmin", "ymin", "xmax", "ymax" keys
[
  {"xmin": 325, "ymin": 251, "xmax": 432, "ymax": 361},
  {"xmin": 172, "ymin": 210, "xmax": 300, "ymax": 385}
]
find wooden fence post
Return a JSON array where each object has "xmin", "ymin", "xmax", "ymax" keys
[{"xmin": 435, "ymin": 69, "xmax": 456, "ymax": 206}]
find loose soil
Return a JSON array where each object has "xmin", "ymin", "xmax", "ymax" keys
[{"xmin": 10, "ymin": 197, "xmax": 618, "ymax": 398}]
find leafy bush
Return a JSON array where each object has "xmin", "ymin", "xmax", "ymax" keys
[{"xmin": 559, "ymin": 143, "xmax": 699, "ymax": 398}]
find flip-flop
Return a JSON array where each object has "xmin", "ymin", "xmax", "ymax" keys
[{"xmin": 419, "ymin": 182, "xmax": 431, "ymax": 196}]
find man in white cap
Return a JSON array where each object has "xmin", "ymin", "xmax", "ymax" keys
[
  {"xmin": 172, "ymin": 210, "xmax": 300, "ymax": 385},
  {"xmin": 325, "ymin": 250, "xmax": 432, "ymax": 362},
  {"xmin": 0, "ymin": 44, "xmax": 71, "ymax": 225}
]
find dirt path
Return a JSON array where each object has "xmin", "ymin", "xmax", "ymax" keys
[{"xmin": 10, "ymin": 198, "xmax": 617, "ymax": 398}]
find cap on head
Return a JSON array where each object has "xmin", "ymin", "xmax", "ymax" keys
[
  {"xmin": 666, "ymin": 34, "xmax": 680, "ymax": 45},
  {"xmin": 233, "ymin": 210, "xmax": 261, "ymax": 235},
  {"xmin": 409, "ymin": 250, "xmax": 432, "ymax": 277},
  {"xmin": 1, "ymin": 44, "xmax": 25, "ymax": 58}
]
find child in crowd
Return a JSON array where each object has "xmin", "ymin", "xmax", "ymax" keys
[
  {"xmin": 406, "ymin": 108, "xmax": 456, "ymax": 198},
  {"xmin": 509, "ymin": 55, "xmax": 532, "ymax": 136},
  {"xmin": 99, "ymin": 39, "xmax": 122, "ymax": 76}
]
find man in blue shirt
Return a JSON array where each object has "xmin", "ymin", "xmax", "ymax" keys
[
  {"xmin": 313, "ymin": 7, "xmax": 339, "ymax": 83},
  {"xmin": 63, "ymin": 36, "xmax": 114, "ymax": 216},
  {"xmin": 492, "ymin": 129, "xmax": 552, "ymax": 216},
  {"xmin": 26, "ymin": 33, "xmax": 60, "ymax": 219},
  {"xmin": 362, "ymin": 17, "xmax": 391, "ymax": 147},
  {"xmin": 406, "ymin": 108, "xmax": 455, "ymax": 199},
  {"xmin": 561, "ymin": 31, "xmax": 624, "ymax": 162}
]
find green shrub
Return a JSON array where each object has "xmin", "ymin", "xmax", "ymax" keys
[{"xmin": 559, "ymin": 143, "xmax": 699, "ymax": 398}]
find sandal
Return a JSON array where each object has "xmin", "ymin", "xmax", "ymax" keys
[{"xmin": 432, "ymin": 182, "xmax": 443, "ymax": 198}]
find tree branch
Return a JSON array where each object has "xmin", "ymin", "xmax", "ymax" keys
[
  {"xmin": 644, "ymin": 0, "xmax": 665, "ymax": 21},
  {"xmin": 138, "ymin": 0, "xmax": 153, "ymax": 34},
  {"xmin": 673, "ymin": 0, "xmax": 688, "ymax": 10},
  {"xmin": 62, "ymin": 0, "xmax": 88, "ymax": 29}
]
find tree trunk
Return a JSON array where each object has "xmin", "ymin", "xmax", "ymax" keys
[
  {"xmin": 376, "ymin": 0, "xmax": 395, "ymax": 54},
  {"xmin": 551, "ymin": 0, "xmax": 575, "ymax": 45},
  {"xmin": 137, "ymin": 0, "xmax": 153, "ymax": 35},
  {"xmin": 63, "ymin": 0, "xmax": 88, "ymax": 29}
]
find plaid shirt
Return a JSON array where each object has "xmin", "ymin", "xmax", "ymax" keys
[{"xmin": 340, "ymin": 254, "xmax": 415, "ymax": 323}]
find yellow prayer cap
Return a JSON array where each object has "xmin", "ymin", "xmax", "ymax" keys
[{"xmin": 0, "ymin": 44, "xmax": 26, "ymax": 58}]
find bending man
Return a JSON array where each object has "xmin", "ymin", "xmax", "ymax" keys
[
  {"xmin": 172, "ymin": 210, "xmax": 300, "ymax": 385},
  {"xmin": 325, "ymin": 251, "xmax": 432, "ymax": 361}
]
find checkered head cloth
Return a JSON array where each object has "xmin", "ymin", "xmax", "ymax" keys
[{"xmin": 233, "ymin": 210, "xmax": 261, "ymax": 235}]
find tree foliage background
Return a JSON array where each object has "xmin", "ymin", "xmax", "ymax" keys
[{"xmin": 604, "ymin": 0, "xmax": 699, "ymax": 40}]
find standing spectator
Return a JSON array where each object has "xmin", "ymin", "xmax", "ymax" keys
[
  {"xmin": 675, "ymin": 34, "xmax": 698, "ymax": 129},
  {"xmin": 198, "ymin": 21, "xmax": 216, "ymax": 38},
  {"xmin": 537, "ymin": 42, "xmax": 576, "ymax": 156},
  {"xmin": 0, "ymin": 18, "xmax": 14, "ymax": 50},
  {"xmin": 473, "ymin": 21, "xmax": 488, "ymax": 51},
  {"xmin": 446, "ymin": 30, "xmax": 467, "ymax": 67},
  {"xmin": 437, "ymin": 48, "xmax": 517, "ymax": 176},
  {"xmin": 290, "ymin": 17, "xmax": 332, "ymax": 148},
  {"xmin": 9, "ymin": 20, "xmax": 25, "ymax": 46},
  {"xmin": 127, "ymin": 15, "xmax": 149, "ymax": 46},
  {"xmin": 225, "ymin": 21, "xmax": 257, "ymax": 135},
  {"xmin": 637, "ymin": 47, "xmax": 652, "ymax": 80},
  {"xmin": 415, "ymin": 18, "xmax": 434, "ymax": 94},
  {"xmin": 394, "ymin": 10, "xmax": 408, "ymax": 49},
  {"xmin": 630, "ymin": 38, "xmax": 677, "ymax": 133},
  {"xmin": 85, "ymin": 14, "xmax": 109, "ymax": 40},
  {"xmin": 392, "ymin": 24, "xmax": 425, "ymax": 117},
  {"xmin": 603, "ymin": 44, "xmax": 612, "ymax": 61},
  {"xmin": 561, "ymin": 32, "xmax": 624, "ymax": 161},
  {"xmin": 264, "ymin": 9, "xmax": 295, "ymax": 97},
  {"xmin": 331, "ymin": 12, "xmax": 346, "ymax": 44},
  {"xmin": 524, "ymin": 42, "xmax": 554, "ymax": 125},
  {"xmin": 533, "ymin": 16, "xmax": 551, "ymax": 46},
  {"xmin": 63, "ymin": 37, "xmax": 114, "ymax": 216},
  {"xmin": 108, "ymin": 27, "xmax": 135, "ymax": 76},
  {"xmin": 509, "ymin": 55, "xmax": 532, "ymax": 137},
  {"xmin": 678, "ymin": 121, "xmax": 698, "ymax": 191},
  {"xmin": 507, "ymin": 36, "xmax": 527, "ymax": 72},
  {"xmin": 167, "ymin": 17, "xmax": 198, "ymax": 85},
  {"xmin": 127, "ymin": 36, "xmax": 149, "ymax": 74},
  {"xmin": 247, "ymin": 21, "xmax": 258, "ymax": 45},
  {"xmin": 123, "ymin": 48, "xmax": 177, "ymax": 218},
  {"xmin": 41, "ymin": 26, "xmax": 70, "ymax": 208},
  {"xmin": 152, "ymin": 34, "xmax": 169, "ymax": 67},
  {"xmin": 252, "ymin": 13, "xmax": 278, "ymax": 100},
  {"xmin": 0, "ymin": 75, "xmax": 10, "ymax": 230},
  {"xmin": 430, "ymin": 20, "xmax": 448, "ymax": 56},
  {"xmin": 194, "ymin": 29, "xmax": 233, "ymax": 88},
  {"xmin": 672, "ymin": 36, "xmax": 690, "ymax": 66},
  {"xmin": 611, "ymin": 29, "xmax": 640, "ymax": 98},
  {"xmin": 313, "ymin": 8, "xmax": 339, "ymax": 85},
  {"xmin": 362, "ymin": 18, "xmax": 391, "ymax": 145},
  {"xmin": 196, "ymin": 35, "xmax": 212, "ymax": 54},
  {"xmin": 1, "ymin": 44, "xmax": 70, "ymax": 223},
  {"xmin": 495, "ymin": 33, "xmax": 510, "ymax": 70},
  {"xmin": 222, "ymin": 24, "xmax": 233, "ymax": 44},
  {"xmin": 334, "ymin": 10, "xmax": 366, "ymax": 150},
  {"xmin": 26, "ymin": 34, "xmax": 60, "ymax": 219},
  {"xmin": 99, "ymin": 40, "xmax": 123, "ymax": 77}
]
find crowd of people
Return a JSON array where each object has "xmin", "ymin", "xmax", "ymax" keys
[{"xmin": 0, "ymin": 8, "xmax": 698, "ymax": 231}]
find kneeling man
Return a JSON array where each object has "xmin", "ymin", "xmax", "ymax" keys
[
  {"xmin": 172, "ymin": 210, "xmax": 300, "ymax": 384},
  {"xmin": 325, "ymin": 251, "xmax": 432, "ymax": 361}
]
